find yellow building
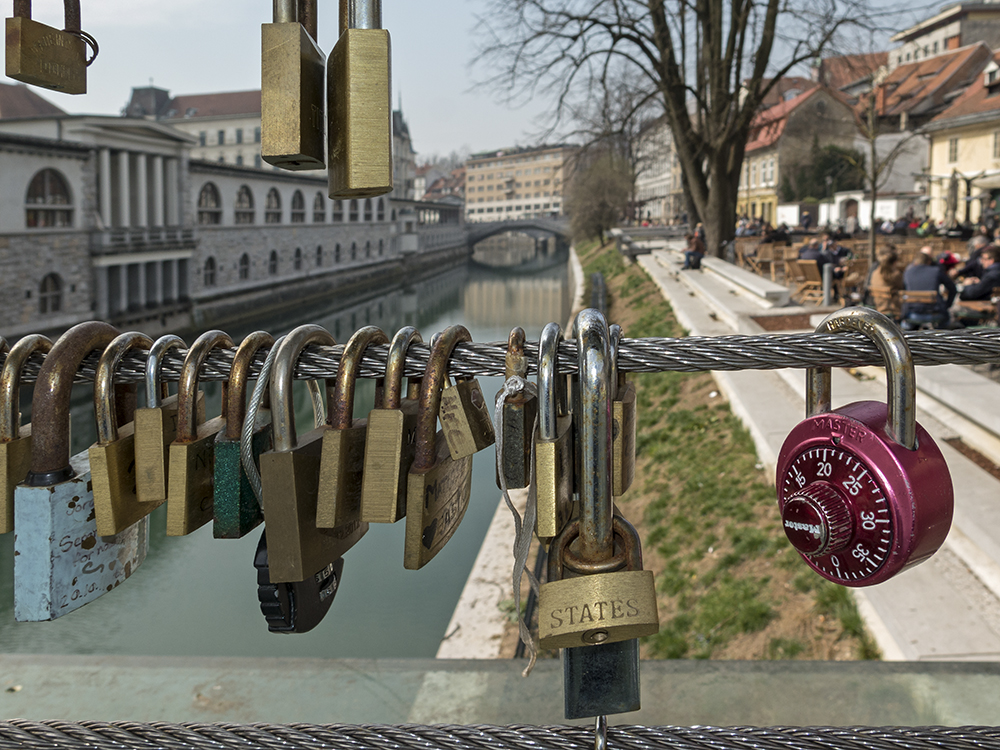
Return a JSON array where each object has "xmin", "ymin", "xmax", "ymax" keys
[
  {"xmin": 464, "ymin": 145, "xmax": 576, "ymax": 222},
  {"xmin": 925, "ymin": 52, "xmax": 1000, "ymax": 225}
]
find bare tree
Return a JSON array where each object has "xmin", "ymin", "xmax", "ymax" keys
[{"xmin": 474, "ymin": 0, "xmax": 887, "ymax": 256}]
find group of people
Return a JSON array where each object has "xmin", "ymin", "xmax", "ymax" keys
[{"xmin": 868, "ymin": 237, "xmax": 1000, "ymax": 329}]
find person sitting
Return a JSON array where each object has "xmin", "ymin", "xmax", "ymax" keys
[
  {"xmin": 901, "ymin": 250, "xmax": 956, "ymax": 329},
  {"xmin": 682, "ymin": 232, "xmax": 705, "ymax": 270},
  {"xmin": 953, "ymin": 235, "xmax": 990, "ymax": 279},
  {"xmin": 959, "ymin": 246, "xmax": 1000, "ymax": 302},
  {"xmin": 868, "ymin": 246, "xmax": 904, "ymax": 319}
]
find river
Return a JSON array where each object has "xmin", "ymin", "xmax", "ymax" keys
[{"xmin": 0, "ymin": 247, "xmax": 572, "ymax": 658}]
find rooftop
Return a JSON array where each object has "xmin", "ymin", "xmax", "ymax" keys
[
  {"xmin": 0, "ymin": 83, "xmax": 66, "ymax": 119},
  {"xmin": 871, "ymin": 42, "xmax": 991, "ymax": 118}
]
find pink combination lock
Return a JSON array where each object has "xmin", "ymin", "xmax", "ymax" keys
[{"xmin": 776, "ymin": 308, "xmax": 953, "ymax": 586}]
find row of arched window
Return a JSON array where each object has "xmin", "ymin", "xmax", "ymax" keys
[
  {"xmin": 201, "ymin": 238, "xmax": 386, "ymax": 287},
  {"xmin": 25, "ymin": 169, "xmax": 73, "ymax": 229},
  {"xmin": 198, "ymin": 183, "xmax": 388, "ymax": 226},
  {"xmin": 26, "ymin": 272, "xmax": 64, "ymax": 313}
]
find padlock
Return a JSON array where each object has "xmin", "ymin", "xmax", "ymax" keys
[
  {"xmin": 260, "ymin": 324, "xmax": 367, "ymax": 583},
  {"xmin": 166, "ymin": 330, "xmax": 234, "ymax": 536},
  {"xmin": 776, "ymin": 307, "xmax": 953, "ymax": 586},
  {"xmin": 0, "ymin": 334, "xmax": 49, "ymax": 535},
  {"xmin": 214, "ymin": 331, "xmax": 274, "ymax": 539},
  {"xmin": 439, "ymin": 332, "xmax": 495, "ymax": 461},
  {"xmin": 496, "ymin": 327, "xmax": 538, "ymax": 490},
  {"xmin": 253, "ymin": 529, "xmax": 343, "ymax": 634},
  {"xmin": 404, "ymin": 326, "xmax": 475, "ymax": 570},
  {"xmin": 89, "ymin": 331, "xmax": 163, "ymax": 536},
  {"xmin": 5, "ymin": 0, "xmax": 88, "ymax": 94},
  {"xmin": 360, "ymin": 326, "xmax": 421, "ymax": 524},
  {"xmin": 13, "ymin": 321, "xmax": 148, "ymax": 622},
  {"xmin": 609, "ymin": 324, "xmax": 636, "ymax": 497},
  {"xmin": 261, "ymin": 0, "xmax": 326, "ymax": 170},
  {"xmin": 317, "ymin": 325, "xmax": 388, "ymax": 528},
  {"xmin": 535, "ymin": 322, "xmax": 574, "ymax": 541},
  {"xmin": 543, "ymin": 309, "xmax": 657, "ymax": 719},
  {"xmin": 135, "ymin": 335, "xmax": 205, "ymax": 507},
  {"xmin": 327, "ymin": 0, "xmax": 392, "ymax": 198}
]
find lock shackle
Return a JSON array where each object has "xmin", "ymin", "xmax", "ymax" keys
[
  {"xmin": 339, "ymin": 0, "xmax": 381, "ymax": 33},
  {"xmin": 95, "ymin": 332, "xmax": 153, "ymax": 446},
  {"xmin": 548, "ymin": 514, "xmax": 643, "ymax": 580},
  {"xmin": 27, "ymin": 321, "xmax": 120, "ymax": 485},
  {"xmin": 298, "ymin": 0, "xmax": 317, "ymax": 41},
  {"xmin": 537, "ymin": 322, "xmax": 568, "ymax": 440},
  {"xmin": 807, "ymin": 307, "xmax": 916, "ymax": 451},
  {"xmin": 505, "ymin": 327, "xmax": 527, "ymax": 380},
  {"xmin": 383, "ymin": 326, "xmax": 421, "ymax": 410},
  {"xmin": 273, "ymin": 0, "xmax": 296, "ymax": 23},
  {"xmin": 574, "ymin": 308, "xmax": 614, "ymax": 563},
  {"xmin": 609, "ymin": 323, "xmax": 626, "ymax": 395},
  {"xmin": 413, "ymin": 325, "xmax": 471, "ymax": 471},
  {"xmin": 332, "ymin": 326, "xmax": 388, "ymax": 429},
  {"xmin": 14, "ymin": 1, "xmax": 82, "ymax": 30},
  {"xmin": 175, "ymin": 330, "xmax": 234, "ymax": 444},
  {"xmin": 1, "ymin": 334, "xmax": 49, "ymax": 443},
  {"xmin": 145, "ymin": 334, "xmax": 185, "ymax": 408},
  {"xmin": 270, "ymin": 325, "xmax": 335, "ymax": 452},
  {"xmin": 225, "ymin": 331, "xmax": 275, "ymax": 440}
]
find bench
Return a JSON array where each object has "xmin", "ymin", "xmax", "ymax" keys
[{"xmin": 701, "ymin": 256, "xmax": 791, "ymax": 306}]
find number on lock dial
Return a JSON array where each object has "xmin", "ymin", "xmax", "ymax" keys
[{"xmin": 780, "ymin": 446, "xmax": 893, "ymax": 583}]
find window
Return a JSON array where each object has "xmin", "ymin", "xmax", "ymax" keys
[
  {"xmin": 235, "ymin": 155, "xmax": 244, "ymax": 166},
  {"xmin": 335, "ymin": 243, "xmax": 341, "ymax": 263},
  {"xmin": 235, "ymin": 128, "xmax": 243, "ymax": 144},
  {"xmin": 316, "ymin": 245, "xmax": 323, "ymax": 266},
  {"xmin": 294, "ymin": 247, "xmax": 303, "ymax": 270},
  {"xmin": 197, "ymin": 182, "xmax": 221, "ymax": 225},
  {"xmin": 254, "ymin": 154, "xmax": 262, "ymax": 169},
  {"xmin": 364, "ymin": 199, "xmax": 373, "ymax": 222},
  {"xmin": 994, "ymin": 132, "xmax": 1000, "ymax": 160},
  {"xmin": 378, "ymin": 239, "xmax": 384, "ymax": 256},
  {"xmin": 333, "ymin": 200, "xmax": 344, "ymax": 222},
  {"xmin": 377, "ymin": 198, "xmax": 385, "ymax": 222},
  {"xmin": 218, "ymin": 129, "xmax": 225, "ymax": 145},
  {"xmin": 265, "ymin": 188, "xmax": 282, "ymax": 223},
  {"xmin": 254, "ymin": 127, "xmax": 261, "ymax": 143},
  {"xmin": 313, "ymin": 192, "xmax": 325, "ymax": 223},
  {"xmin": 238, "ymin": 253, "xmax": 250, "ymax": 280},
  {"xmin": 949, "ymin": 137, "xmax": 959, "ymax": 163},
  {"xmin": 39, "ymin": 273, "xmax": 61, "ymax": 314},
  {"xmin": 235, "ymin": 185, "xmax": 255, "ymax": 224},
  {"xmin": 203, "ymin": 257, "xmax": 217, "ymax": 287},
  {"xmin": 933, "ymin": 41, "xmax": 939, "ymax": 54},
  {"xmin": 198, "ymin": 131, "xmax": 206, "ymax": 147},
  {"xmin": 291, "ymin": 190, "xmax": 305, "ymax": 223},
  {"xmin": 365, "ymin": 240, "xmax": 371, "ymax": 257},
  {"xmin": 351, "ymin": 242, "xmax": 357, "ymax": 260},
  {"xmin": 25, "ymin": 168, "xmax": 72, "ymax": 228},
  {"xmin": 268, "ymin": 250, "xmax": 278, "ymax": 275},
  {"xmin": 349, "ymin": 200, "xmax": 359, "ymax": 221}
]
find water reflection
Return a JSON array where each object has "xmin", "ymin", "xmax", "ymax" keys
[{"xmin": 0, "ymin": 254, "xmax": 572, "ymax": 658}]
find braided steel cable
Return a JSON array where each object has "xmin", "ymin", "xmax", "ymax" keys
[
  {"xmin": 1, "ymin": 722, "xmax": 1000, "ymax": 750},
  {"xmin": 5, "ymin": 329, "xmax": 1000, "ymax": 385}
]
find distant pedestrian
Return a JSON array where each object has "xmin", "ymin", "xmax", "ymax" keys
[
  {"xmin": 682, "ymin": 233, "xmax": 705, "ymax": 270},
  {"xmin": 801, "ymin": 211, "xmax": 812, "ymax": 231}
]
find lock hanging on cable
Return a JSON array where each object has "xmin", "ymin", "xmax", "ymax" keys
[
  {"xmin": 776, "ymin": 307, "xmax": 954, "ymax": 586},
  {"xmin": 5, "ymin": 0, "xmax": 90, "ymax": 94},
  {"xmin": 13, "ymin": 322, "xmax": 148, "ymax": 622},
  {"xmin": 535, "ymin": 322, "xmax": 574, "ymax": 541},
  {"xmin": 496, "ymin": 327, "xmax": 537, "ymax": 491}
]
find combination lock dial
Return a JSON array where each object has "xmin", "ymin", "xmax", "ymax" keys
[{"xmin": 776, "ymin": 309, "xmax": 953, "ymax": 587}]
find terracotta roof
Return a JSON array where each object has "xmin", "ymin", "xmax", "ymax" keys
[
  {"xmin": 0, "ymin": 82, "xmax": 66, "ymax": 119},
  {"xmin": 929, "ymin": 50, "xmax": 1000, "ymax": 123},
  {"xmin": 816, "ymin": 53, "xmax": 887, "ymax": 90},
  {"xmin": 160, "ymin": 90, "xmax": 261, "ymax": 119},
  {"xmin": 756, "ymin": 77, "xmax": 818, "ymax": 109},
  {"xmin": 745, "ymin": 87, "xmax": 822, "ymax": 152},
  {"xmin": 872, "ymin": 42, "xmax": 991, "ymax": 117}
]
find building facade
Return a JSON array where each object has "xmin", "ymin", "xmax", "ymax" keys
[
  {"xmin": 464, "ymin": 145, "xmax": 575, "ymax": 223},
  {"xmin": 634, "ymin": 117, "xmax": 684, "ymax": 222}
]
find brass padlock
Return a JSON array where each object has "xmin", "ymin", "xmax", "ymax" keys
[
  {"xmin": 535, "ymin": 322, "xmax": 574, "ymax": 541},
  {"xmin": 438, "ymin": 330, "xmax": 495, "ymax": 461},
  {"xmin": 166, "ymin": 330, "xmax": 234, "ymax": 536},
  {"xmin": 496, "ymin": 327, "xmax": 538, "ymax": 490},
  {"xmin": 610, "ymin": 324, "xmax": 636, "ymax": 497},
  {"xmin": 0, "ymin": 335, "xmax": 49, "ymax": 535},
  {"xmin": 6, "ymin": 0, "xmax": 88, "ymax": 94},
  {"xmin": 327, "ymin": 0, "xmax": 392, "ymax": 198},
  {"xmin": 214, "ymin": 331, "xmax": 274, "ymax": 539},
  {"xmin": 135, "ymin": 335, "xmax": 205, "ymax": 507},
  {"xmin": 261, "ymin": 0, "xmax": 326, "ymax": 170},
  {"xmin": 360, "ymin": 326, "xmax": 422, "ymax": 524},
  {"xmin": 404, "ymin": 326, "xmax": 475, "ymax": 570},
  {"xmin": 260, "ymin": 324, "xmax": 368, "ymax": 583},
  {"xmin": 90, "ymin": 331, "xmax": 163, "ymax": 536},
  {"xmin": 317, "ymin": 325, "xmax": 387, "ymax": 528}
]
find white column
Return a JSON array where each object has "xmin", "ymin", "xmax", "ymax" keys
[
  {"xmin": 118, "ymin": 264, "xmax": 129, "ymax": 311},
  {"xmin": 99, "ymin": 148, "xmax": 112, "ymax": 229},
  {"xmin": 165, "ymin": 158, "xmax": 179, "ymax": 226},
  {"xmin": 135, "ymin": 154, "xmax": 148, "ymax": 228},
  {"xmin": 151, "ymin": 156, "xmax": 164, "ymax": 227},
  {"xmin": 95, "ymin": 266, "xmax": 109, "ymax": 318},
  {"xmin": 169, "ymin": 259, "xmax": 180, "ymax": 301},
  {"xmin": 136, "ymin": 263, "xmax": 147, "ymax": 308},
  {"xmin": 117, "ymin": 151, "xmax": 130, "ymax": 227}
]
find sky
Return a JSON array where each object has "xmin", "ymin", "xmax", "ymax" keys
[{"xmin": 1, "ymin": 0, "xmax": 551, "ymax": 159}]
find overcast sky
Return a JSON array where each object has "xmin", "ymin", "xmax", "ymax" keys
[{"xmin": 5, "ymin": 1, "xmax": 927, "ymax": 161}]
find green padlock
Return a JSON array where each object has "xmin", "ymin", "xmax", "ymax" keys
[{"xmin": 214, "ymin": 331, "xmax": 274, "ymax": 539}]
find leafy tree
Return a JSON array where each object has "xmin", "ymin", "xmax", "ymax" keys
[
  {"xmin": 474, "ymin": 0, "xmax": 882, "ymax": 256},
  {"xmin": 565, "ymin": 151, "xmax": 632, "ymax": 243}
]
